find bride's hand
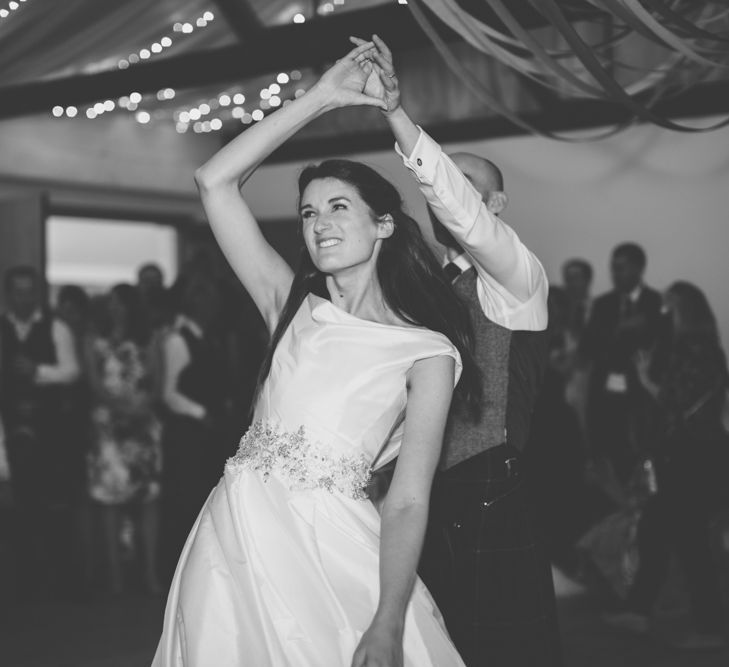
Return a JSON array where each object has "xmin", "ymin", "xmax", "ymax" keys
[
  {"xmin": 351, "ymin": 622, "xmax": 403, "ymax": 667},
  {"xmin": 313, "ymin": 42, "xmax": 388, "ymax": 111}
]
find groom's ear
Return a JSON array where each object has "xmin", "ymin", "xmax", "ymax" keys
[
  {"xmin": 486, "ymin": 191, "xmax": 508, "ymax": 215},
  {"xmin": 376, "ymin": 214, "xmax": 395, "ymax": 239}
]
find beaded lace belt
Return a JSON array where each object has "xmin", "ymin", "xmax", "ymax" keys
[{"xmin": 226, "ymin": 421, "xmax": 372, "ymax": 501}]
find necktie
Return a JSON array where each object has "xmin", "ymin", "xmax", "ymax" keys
[
  {"xmin": 619, "ymin": 294, "xmax": 634, "ymax": 321},
  {"xmin": 444, "ymin": 262, "xmax": 462, "ymax": 282}
]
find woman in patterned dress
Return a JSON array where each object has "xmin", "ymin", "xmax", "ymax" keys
[{"xmin": 86, "ymin": 283, "xmax": 162, "ymax": 594}]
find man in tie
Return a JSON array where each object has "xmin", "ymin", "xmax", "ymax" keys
[
  {"xmin": 580, "ymin": 243, "xmax": 662, "ymax": 488},
  {"xmin": 360, "ymin": 35, "xmax": 560, "ymax": 667}
]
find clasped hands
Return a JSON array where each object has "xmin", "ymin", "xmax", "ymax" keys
[{"xmin": 314, "ymin": 34, "xmax": 401, "ymax": 115}]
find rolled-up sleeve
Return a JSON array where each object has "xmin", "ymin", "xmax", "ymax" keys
[
  {"xmin": 35, "ymin": 320, "xmax": 80, "ymax": 385},
  {"xmin": 396, "ymin": 128, "xmax": 548, "ymax": 332}
]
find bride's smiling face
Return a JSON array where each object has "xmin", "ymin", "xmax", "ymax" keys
[{"xmin": 299, "ymin": 177, "xmax": 392, "ymax": 274}]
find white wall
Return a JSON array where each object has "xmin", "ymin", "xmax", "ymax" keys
[
  {"xmin": 46, "ymin": 215, "xmax": 178, "ymax": 293},
  {"xmin": 244, "ymin": 118, "xmax": 729, "ymax": 346},
  {"xmin": 0, "ymin": 112, "xmax": 216, "ymax": 220},
  {"xmin": 0, "ymin": 113, "xmax": 215, "ymax": 195}
]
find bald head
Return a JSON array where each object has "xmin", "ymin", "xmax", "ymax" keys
[
  {"xmin": 430, "ymin": 152, "xmax": 508, "ymax": 253},
  {"xmin": 449, "ymin": 152, "xmax": 507, "ymax": 215},
  {"xmin": 450, "ymin": 152, "xmax": 503, "ymax": 195}
]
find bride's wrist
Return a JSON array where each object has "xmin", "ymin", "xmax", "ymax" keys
[
  {"xmin": 370, "ymin": 609, "xmax": 405, "ymax": 636},
  {"xmin": 306, "ymin": 83, "xmax": 339, "ymax": 114}
]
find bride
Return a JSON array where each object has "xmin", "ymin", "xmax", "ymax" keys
[{"xmin": 152, "ymin": 40, "xmax": 479, "ymax": 667}]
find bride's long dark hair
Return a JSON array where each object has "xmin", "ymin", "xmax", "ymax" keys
[{"xmin": 252, "ymin": 159, "xmax": 481, "ymax": 413}]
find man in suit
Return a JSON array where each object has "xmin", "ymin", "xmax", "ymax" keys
[
  {"xmin": 580, "ymin": 243, "xmax": 662, "ymax": 487},
  {"xmin": 0, "ymin": 266, "xmax": 80, "ymax": 597},
  {"xmin": 362, "ymin": 35, "xmax": 560, "ymax": 666}
]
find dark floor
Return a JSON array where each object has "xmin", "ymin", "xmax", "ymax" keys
[{"xmin": 1, "ymin": 569, "xmax": 727, "ymax": 667}]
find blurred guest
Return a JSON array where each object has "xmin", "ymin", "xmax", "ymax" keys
[
  {"xmin": 562, "ymin": 258, "xmax": 593, "ymax": 343},
  {"xmin": 606, "ymin": 281, "xmax": 729, "ymax": 649},
  {"xmin": 85, "ymin": 284, "xmax": 162, "ymax": 594},
  {"xmin": 524, "ymin": 287, "xmax": 587, "ymax": 575},
  {"xmin": 561, "ymin": 258, "xmax": 593, "ymax": 450},
  {"xmin": 57, "ymin": 285, "xmax": 91, "ymax": 362},
  {"xmin": 159, "ymin": 273, "xmax": 228, "ymax": 582},
  {"xmin": 137, "ymin": 264, "xmax": 171, "ymax": 361},
  {"xmin": 136, "ymin": 262, "xmax": 165, "ymax": 298},
  {"xmin": 581, "ymin": 243, "xmax": 662, "ymax": 488},
  {"xmin": 0, "ymin": 266, "xmax": 80, "ymax": 597},
  {"xmin": 56, "ymin": 285, "xmax": 95, "ymax": 593},
  {"xmin": 144, "ymin": 287, "xmax": 176, "ymax": 412}
]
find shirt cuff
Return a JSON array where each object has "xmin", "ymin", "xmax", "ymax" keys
[
  {"xmin": 35, "ymin": 363, "xmax": 75, "ymax": 384},
  {"xmin": 394, "ymin": 126, "xmax": 442, "ymax": 184},
  {"xmin": 190, "ymin": 403, "xmax": 207, "ymax": 421}
]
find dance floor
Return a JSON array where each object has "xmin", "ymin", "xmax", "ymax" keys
[{"xmin": 1, "ymin": 567, "xmax": 726, "ymax": 667}]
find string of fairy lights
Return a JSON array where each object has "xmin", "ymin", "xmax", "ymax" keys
[
  {"xmin": 0, "ymin": 0, "xmax": 28, "ymax": 21},
  {"xmin": 46, "ymin": 1, "xmax": 408, "ymax": 134}
]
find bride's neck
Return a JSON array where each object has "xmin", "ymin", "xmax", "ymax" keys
[{"xmin": 326, "ymin": 269, "xmax": 388, "ymax": 322}]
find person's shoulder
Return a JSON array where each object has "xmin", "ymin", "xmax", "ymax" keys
[
  {"xmin": 641, "ymin": 285, "xmax": 663, "ymax": 305},
  {"xmin": 591, "ymin": 291, "xmax": 615, "ymax": 313},
  {"xmin": 594, "ymin": 289, "xmax": 616, "ymax": 304}
]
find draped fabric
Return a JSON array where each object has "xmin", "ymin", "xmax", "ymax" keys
[
  {"xmin": 411, "ymin": 0, "xmax": 729, "ymax": 137},
  {"xmin": 0, "ymin": 0, "xmax": 235, "ymax": 86}
]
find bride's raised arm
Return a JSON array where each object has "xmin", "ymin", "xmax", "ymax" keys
[{"xmin": 194, "ymin": 41, "xmax": 385, "ymax": 333}]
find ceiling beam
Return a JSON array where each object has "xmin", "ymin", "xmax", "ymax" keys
[
  {"xmin": 0, "ymin": 5, "xmax": 444, "ymax": 119},
  {"xmin": 210, "ymin": 0, "xmax": 264, "ymax": 42},
  {"xmin": 0, "ymin": 2, "xmax": 600, "ymax": 119},
  {"xmin": 263, "ymin": 81, "xmax": 729, "ymax": 162}
]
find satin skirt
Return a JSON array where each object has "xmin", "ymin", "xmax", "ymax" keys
[{"xmin": 151, "ymin": 466, "xmax": 465, "ymax": 666}]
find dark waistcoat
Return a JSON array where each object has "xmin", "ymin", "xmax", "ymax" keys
[
  {"xmin": 443, "ymin": 268, "xmax": 548, "ymax": 469},
  {"xmin": 0, "ymin": 313, "xmax": 64, "ymax": 430}
]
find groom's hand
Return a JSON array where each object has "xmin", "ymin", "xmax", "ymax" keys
[{"xmin": 349, "ymin": 35, "xmax": 401, "ymax": 115}]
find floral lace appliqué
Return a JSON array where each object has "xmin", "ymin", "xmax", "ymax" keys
[{"xmin": 226, "ymin": 421, "xmax": 372, "ymax": 501}]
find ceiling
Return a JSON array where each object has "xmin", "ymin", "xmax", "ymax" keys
[{"xmin": 0, "ymin": 0, "xmax": 392, "ymax": 85}]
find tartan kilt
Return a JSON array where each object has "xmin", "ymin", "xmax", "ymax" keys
[{"xmin": 420, "ymin": 447, "xmax": 563, "ymax": 667}]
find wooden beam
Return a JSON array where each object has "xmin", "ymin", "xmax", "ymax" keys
[
  {"xmin": 260, "ymin": 81, "xmax": 729, "ymax": 162},
  {"xmin": 210, "ymin": 0, "xmax": 265, "ymax": 42}
]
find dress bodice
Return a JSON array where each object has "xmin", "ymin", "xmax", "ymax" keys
[{"xmin": 252, "ymin": 295, "xmax": 461, "ymax": 471}]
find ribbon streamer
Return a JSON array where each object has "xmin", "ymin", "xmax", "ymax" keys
[{"xmin": 411, "ymin": 0, "xmax": 729, "ymax": 138}]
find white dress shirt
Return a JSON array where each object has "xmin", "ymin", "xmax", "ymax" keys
[
  {"xmin": 162, "ymin": 315, "xmax": 207, "ymax": 420},
  {"xmin": 6, "ymin": 310, "xmax": 80, "ymax": 385},
  {"xmin": 396, "ymin": 129, "xmax": 548, "ymax": 332}
]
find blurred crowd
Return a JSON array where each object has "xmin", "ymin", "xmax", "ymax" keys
[
  {"xmin": 0, "ymin": 257, "xmax": 266, "ymax": 600},
  {"xmin": 524, "ymin": 242, "xmax": 729, "ymax": 648},
  {"xmin": 1, "ymin": 239, "xmax": 728, "ymax": 646}
]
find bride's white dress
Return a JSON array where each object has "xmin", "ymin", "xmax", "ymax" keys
[{"xmin": 152, "ymin": 295, "xmax": 466, "ymax": 666}]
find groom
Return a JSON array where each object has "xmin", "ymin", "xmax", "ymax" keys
[{"xmin": 357, "ymin": 36, "xmax": 562, "ymax": 666}]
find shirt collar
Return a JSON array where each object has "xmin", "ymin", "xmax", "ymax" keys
[
  {"xmin": 443, "ymin": 253, "xmax": 473, "ymax": 273},
  {"xmin": 628, "ymin": 284, "xmax": 643, "ymax": 303},
  {"xmin": 7, "ymin": 309, "xmax": 43, "ymax": 328}
]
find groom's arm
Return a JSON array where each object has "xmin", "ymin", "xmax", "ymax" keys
[{"xmin": 386, "ymin": 107, "xmax": 548, "ymax": 332}]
